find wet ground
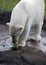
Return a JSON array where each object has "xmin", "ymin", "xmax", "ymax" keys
[
  {"xmin": 0, "ymin": 24, "xmax": 46, "ymax": 53},
  {"xmin": 0, "ymin": 24, "xmax": 46, "ymax": 65}
]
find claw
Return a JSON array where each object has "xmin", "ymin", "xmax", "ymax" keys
[{"xmin": 11, "ymin": 46, "xmax": 23, "ymax": 50}]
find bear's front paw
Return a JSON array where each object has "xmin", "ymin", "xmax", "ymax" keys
[
  {"xmin": 31, "ymin": 35, "xmax": 41, "ymax": 42},
  {"xmin": 11, "ymin": 46, "xmax": 23, "ymax": 50},
  {"xmin": 11, "ymin": 41, "xmax": 26, "ymax": 50},
  {"xmin": 18, "ymin": 40, "xmax": 26, "ymax": 47}
]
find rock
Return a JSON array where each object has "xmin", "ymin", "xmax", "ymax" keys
[
  {"xmin": 0, "ymin": 47, "xmax": 46, "ymax": 65},
  {"xmin": 42, "ymin": 16, "xmax": 46, "ymax": 31},
  {"xmin": 0, "ymin": 10, "xmax": 11, "ymax": 25}
]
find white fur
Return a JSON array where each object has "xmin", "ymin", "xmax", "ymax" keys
[{"xmin": 7, "ymin": 0, "xmax": 45, "ymax": 47}]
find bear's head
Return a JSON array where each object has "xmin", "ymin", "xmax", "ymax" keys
[{"xmin": 6, "ymin": 23, "xmax": 24, "ymax": 43}]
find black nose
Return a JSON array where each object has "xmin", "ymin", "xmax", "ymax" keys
[{"xmin": 12, "ymin": 36, "xmax": 17, "ymax": 43}]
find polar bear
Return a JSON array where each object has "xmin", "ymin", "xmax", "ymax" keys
[{"xmin": 7, "ymin": 0, "xmax": 45, "ymax": 48}]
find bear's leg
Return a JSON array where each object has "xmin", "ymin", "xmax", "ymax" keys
[
  {"xmin": 18, "ymin": 27, "xmax": 28, "ymax": 47},
  {"xmin": 33, "ymin": 21, "xmax": 43, "ymax": 41},
  {"xmin": 18, "ymin": 18, "xmax": 32, "ymax": 47}
]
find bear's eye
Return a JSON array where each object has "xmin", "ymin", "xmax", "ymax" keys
[{"xmin": 19, "ymin": 28, "xmax": 22, "ymax": 30}]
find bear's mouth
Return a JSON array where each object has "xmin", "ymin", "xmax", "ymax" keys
[{"xmin": 12, "ymin": 36, "xmax": 17, "ymax": 43}]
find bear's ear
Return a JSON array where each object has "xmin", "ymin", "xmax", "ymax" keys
[{"xmin": 6, "ymin": 23, "xmax": 10, "ymax": 26}]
